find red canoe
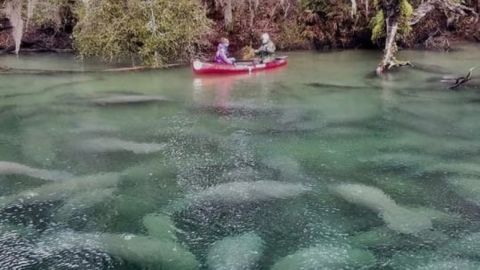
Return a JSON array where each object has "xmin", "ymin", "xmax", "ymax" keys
[{"xmin": 192, "ymin": 57, "xmax": 287, "ymax": 75}]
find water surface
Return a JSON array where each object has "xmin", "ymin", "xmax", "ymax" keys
[{"xmin": 1, "ymin": 45, "xmax": 480, "ymax": 269}]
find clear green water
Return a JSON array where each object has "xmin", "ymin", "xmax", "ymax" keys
[{"xmin": 1, "ymin": 45, "xmax": 480, "ymax": 269}]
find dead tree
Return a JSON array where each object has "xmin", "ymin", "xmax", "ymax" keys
[
  {"xmin": 376, "ymin": 0, "xmax": 478, "ymax": 75},
  {"xmin": 375, "ymin": 0, "xmax": 412, "ymax": 75},
  {"xmin": 447, "ymin": 67, "xmax": 477, "ymax": 90}
]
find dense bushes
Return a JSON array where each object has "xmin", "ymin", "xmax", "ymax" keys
[
  {"xmin": 73, "ymin": 0, "xmax": 211, "ymax": 66},
  {"xmin": 300, "ymin": 0, "xmax": 374, "ymax": 49},
  {"xmin": 202, "ymin": 0, "xmax": 308, "ymax": 51}
]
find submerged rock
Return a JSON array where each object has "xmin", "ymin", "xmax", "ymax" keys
[
  {"xmin": 333, "ymin": 184, "xmax": 432, "ymax": 234},
  {"xmin": 92, "ymin": 95, "xmax": 170, "ymax": 106},
  {"xmin": 0, "ymin": 161, "xmax": 74, "ymax": 182},
  {"xmin": 207, "ymin": 232, "xmax": 264, "ymax": 270},
  {"xmin": 75, "ymin": 137, "xmax": 166, "ymax": 154},
  {"xmin": 271, "ymin": 244, "xmax": 375, "ymax": 270}
]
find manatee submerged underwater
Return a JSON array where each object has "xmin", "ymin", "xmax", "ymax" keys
[
  {"xmin": 0, "ymin": 161, "xmax": 74, "ymax": 182},
  {"xmin": 332, "ymin": 183, "xmax": 434, "ymax": 235},
  {"xmin": 207, "ymin": 232, "xmax": 264, "ymax": 270}
]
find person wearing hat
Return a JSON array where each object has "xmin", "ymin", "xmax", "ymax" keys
[
  {"xmin": 255, "ymin": 33, "xmax": 276, "ymax": 62},
  {"xmin": 215, "ymin": 37, "xmax": 236, "ymax": 65}
]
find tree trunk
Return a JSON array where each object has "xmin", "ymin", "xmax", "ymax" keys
[
  {"xmin": 377, "ymin": 16, "xmax": 399, "ymax": 74},
  {"xmin": 376, "ymin": 0, "xmax": 478, "ymax": 75},
  {"xmin": 376, "ymin": 0, "xmax": 401, "ymax": 75},
  {"xmin": 351, "ymin": 0, "xmax": 357, "ymax": 17},
  {"xmin": 5, "ymin": 0, "xmax": 24, "ymax": 54}
]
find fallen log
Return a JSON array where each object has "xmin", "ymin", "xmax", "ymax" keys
[
  {"xmin": 0, "ymin": 63, "xmax": 185, "ymax": 75},
  {"xmin": 448, "ymin": 67, "xmax": 477, "ymax": 90}
]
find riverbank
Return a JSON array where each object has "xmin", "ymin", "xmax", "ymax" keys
[{"xmin": 0, "ymin": 0, "xmax": 478, "ymax": 66}]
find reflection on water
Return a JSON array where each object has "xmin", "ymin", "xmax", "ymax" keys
[{"xmin": 1, "ymin": 45, "xmax": 480, "ymax": 269}]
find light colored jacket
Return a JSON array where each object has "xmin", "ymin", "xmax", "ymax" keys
[{"xmin": 257, "ymin": 40, "xmax": 276, "ymax": 55}]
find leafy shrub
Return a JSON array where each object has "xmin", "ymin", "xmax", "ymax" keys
[{"xmin": 73, "ymin": 0, "xmax": 211, "ymax": 66}]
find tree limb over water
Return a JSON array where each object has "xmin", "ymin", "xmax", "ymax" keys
[
  {"xmin": 0, "ymin": 63, "xmax": 183, "ymax": 75},
  {"xmin": 444, "ymin": 67, "xmax": 477, "ymax": 90},
  {"xmin": 376, "ymin": 0, "xmax": 478, "ymax": 75}
]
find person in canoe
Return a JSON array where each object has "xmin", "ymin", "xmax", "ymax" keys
[
  {"xmin": 215, "ymin": 37, "xmax": 236, "ymax": 65},
  {"xmin": 255, "ymin": 33, "xmax": 276, "ymax": 62}
]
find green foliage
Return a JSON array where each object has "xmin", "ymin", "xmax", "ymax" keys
[
  {"xmin": 300, "ymin": 0, "xmax": 350, "ymax": 15},
  {"xmin": 371, "ymin": 10, "xmax": 385, "ymax": 42},
  {"xmin": 73, "ymin": 0, "xmax": 211, "ymax": 66},
  {"xmin": 276, "ymin": 19, "xmax": 309, "ymax": 50},
  {"xmin": 370, "ymin": 0, "xmax": 413, "ymax": 42},
  {"xmin": 301, "ymin": 0, "xmax": 330, "ymax": 13},
  {"xmin": 28, "ymin": 0, "xmax": 73, "ymax": 29},
  {"xmin": 398, "ymin": 0, "xmax": 413, "ymax": 36}
]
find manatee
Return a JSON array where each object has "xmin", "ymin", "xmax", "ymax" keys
[
  {"xmin": 55, "ymin": 188, "xmax": 116, "ymax": 220},
  {"xmin": 333, "ymin": 184, "xmax": 432, "ymax": 234},
  {"xmin": 263, "ymin": 157, "xmax": 303, "ymax": 180},
  {"xmin": 0, "ymin": 173, "xmax": 120, "ymax": 208},
  {"xmin": 351, "ymin": 227, "xmax": 406, "ymax": 248},
  {"xmin": 0, "ymin": 161, "xmax": 74, "ymax": 182},
  {"xmin": 43, "ymin": 232, "xmax": 198, "ymax": 270},
  {"xmin": 271, "ymin": 244, "xmax": 375, "ymax": 270},
  {"xmin": 207, "ymin": 232, "xmax": 264, "ymax": 270},
  {"xmin": 92, "ymin": 95, "xmax": 170, "ymax": 106},
  {"xmin": 142, "ymin": 213, "xmax": 179, "ymax": 241},
  {"xmin": 447, "ymin": 177, "xmax": 480, "ymax": 206},
  {"xmin": 69, "ymin": 122, "xmax": 119, "ymax": 134},
  {"xmin": 186, "ymin": 180, "xmax": 310, "ymax": 206},
  {"xmin": 75, "ymin": 137, "xmax": 166, "ymax": 154},
  {"xmin": 382, "ymin": 207, "xmax": 433, "ymax": 235}
]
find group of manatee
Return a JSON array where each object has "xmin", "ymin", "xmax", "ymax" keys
[
  {"xmin": 2, "ymin": 154, "xmax": 480, "ymax": 269},
  {"xmin": 2, "ymin": 93, "xmax": 480, "ymax": 269}
]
